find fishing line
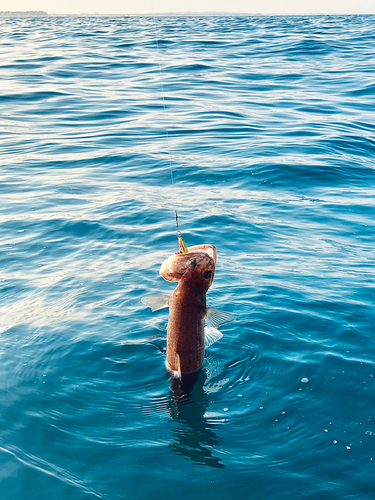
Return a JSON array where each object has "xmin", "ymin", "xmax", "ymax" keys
[
  {"xmin": 175, "ymin": 210, "xmax": 188, "ymax": 253},
  {"xmin": 151, "ymin": 7, "xmax": 188, "ymax": 254},
  {"xmin": 153, "ymin": 28, "xmax": 174, "ymax": 186}
]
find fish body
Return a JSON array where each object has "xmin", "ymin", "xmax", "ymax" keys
[
  {"xmin": 143, "ymin": 244, "xmax": 234, "ymax": 379},
  {"xmin": 161, "ymin": 244, "xmax": 216, "ymax": 376}
]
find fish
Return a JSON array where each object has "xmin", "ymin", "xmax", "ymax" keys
[{"xmin": 142, "ymin": 244, "xmax": 235, "ymax": 379}]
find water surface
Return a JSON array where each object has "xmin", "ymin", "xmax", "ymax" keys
[{"xmin": 1, "ymin": 14, "xmax": 375, "ymax": 500}]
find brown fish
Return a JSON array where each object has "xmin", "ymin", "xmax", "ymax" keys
[{"xmin": 142, "ymin": 244, "xmax": 234, "ymax": 379}]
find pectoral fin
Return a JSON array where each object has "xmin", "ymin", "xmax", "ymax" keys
[
  {"xmin": 204, "ymin": 326, "xmax": 223, "ymax": 349},
  {"xmin": 141, "ymin": 294, "xmax": 170, "ymax": 312},
  {"xmin": 206, "ymin": 308, "xmax": 235, "ymax": 328}
]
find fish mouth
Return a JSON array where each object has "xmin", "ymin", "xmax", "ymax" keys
[{"xmin": 160, "ymin": 244, "xmax": 217, "ymax": 283}]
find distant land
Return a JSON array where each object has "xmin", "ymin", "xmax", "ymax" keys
[{"xmin": 0, "ymin": 11, "xmax": 48, "ymax": 16}]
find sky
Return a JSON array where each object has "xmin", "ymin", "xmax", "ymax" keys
[{"xmin": 1, "ymin": 0, "xmax": 375, "ymax": 15}]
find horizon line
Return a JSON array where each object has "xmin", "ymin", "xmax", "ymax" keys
[{"xmin": 1, "ymin": 10, "xmax": 375, "ymax": 16}]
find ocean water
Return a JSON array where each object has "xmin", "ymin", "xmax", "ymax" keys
[{"xmin": 1, "ymin": 13, "xmax": 375, "ymax": 499}]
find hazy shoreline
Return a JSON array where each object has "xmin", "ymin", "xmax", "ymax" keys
[{"xmin": 0, "ymin": 11, "xmax": 48, "ymax": 16}]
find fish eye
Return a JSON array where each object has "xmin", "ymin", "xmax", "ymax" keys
[
  {"xmin": 189, "ymin": 259, "xmax": 196, "ymax": 267},
  {"xmin": 203, "ymin": 270, "xmax": 212, "ymax": 279}
]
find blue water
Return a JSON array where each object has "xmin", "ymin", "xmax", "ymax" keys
[{"xmin": 1, "ymin": 14, "xmax": 375, "ymax": 499}]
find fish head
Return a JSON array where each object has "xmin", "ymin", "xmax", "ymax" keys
[{"xmin": 160, "ymin": 244, "xmax": 217, "ymax": 291}]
